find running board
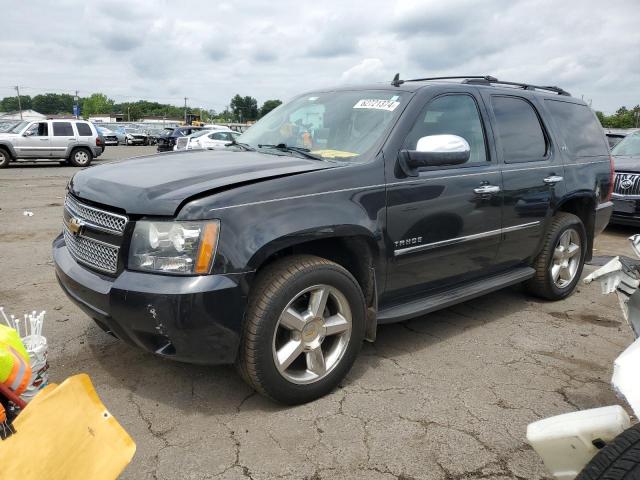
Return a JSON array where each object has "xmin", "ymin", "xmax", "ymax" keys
[{"xmin": 377, "ymin": 266, "xmax": 535, "ymax": 324}]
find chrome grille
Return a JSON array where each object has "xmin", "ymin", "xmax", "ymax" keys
[
  {"xmin": 614, "ymin": 173, "xmax": 640, "ymax": 196},
  {"xmin": 64, "ymin": 195, "xmax": 128, "ymax": 234},
  {"xmin": 63, "ymin": 225, "xmax": 119, "ymax": 274}
]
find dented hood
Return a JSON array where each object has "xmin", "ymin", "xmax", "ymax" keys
[{"xmin": 69, "ymin": 150, "xmax": 336, "ymax": 216}]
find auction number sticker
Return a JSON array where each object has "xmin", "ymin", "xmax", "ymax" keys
[{"xmin": 353, "ymin": 99, "xmax": 400, "ymax": 111}]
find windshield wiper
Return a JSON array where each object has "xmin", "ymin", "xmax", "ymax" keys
[
  {"xmin": 257, "ymin": 143, "xmax": 322, "ymax": 160},
  {"xmin": 225, "ymin": 140, "xmax": 255, "ymax": 151}
]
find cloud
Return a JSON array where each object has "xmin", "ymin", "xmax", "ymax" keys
[
  {"xmin": 340, "ymin": 59, "xmax": 386, "ymax": 84},
  {"xmin": 0, "ymin": 0, "xmax": 638, "ymax": 114}
]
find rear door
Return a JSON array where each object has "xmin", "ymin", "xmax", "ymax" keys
[
  {"xmin": 385, "ymin": 92, "xmax": 503, "ymax": 299},
  {"xmin": 50, "ymin": 121, "xmax": 77, "ymax": 158},
  {"xmin": 480, "ymin": 93, "xmax": 566, "ymax": 268}
]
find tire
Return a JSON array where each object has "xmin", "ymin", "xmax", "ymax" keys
[
  {"xmin": 0, "ymin": 147, "xmax": 10, "ymax": 168},
  {"xmin": 237, "ymin": 255, "xmax": 366, "ymax": 404},
  {"xmin": 576, "ymin": 424, "xmax": 640, "ymax": 480},
  {"xmin": 526, "ymin": 212, "xmax": 586, "ymax": 300},
  {"xmin": 68, "ymin": 148, "xmax": 93, "ymax": 167}
]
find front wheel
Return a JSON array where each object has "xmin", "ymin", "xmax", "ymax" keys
[
  {"xmin": 0, "ymin": 147, "xmax": 10, "ymax": 168},
  {"xmin": 68, "ymin": 148, "xmax": 92, "ymax": 167},
  {"xmin": 237, "ymin": 255, "xmax": 366, "ymax": 404},
  {"xmin": 577, "ymin": 423, "xmax": 640, "ymax": 479},
  {"xmin": 526, "ymin": 212, "xmax": 586, "ymax": 300}
]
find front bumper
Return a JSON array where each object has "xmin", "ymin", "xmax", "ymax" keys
[
  {"xmin": 610, "ymin": 197, "xmax": 640, "ymax": 226},
  {"xmin": 53, "ymin": 234, "xmax": 248, "ymax": 365}
]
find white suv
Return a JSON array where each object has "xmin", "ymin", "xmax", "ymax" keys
[{"xmin": 0, "ymin": 119, "xmax": 103, "ymax": 168}]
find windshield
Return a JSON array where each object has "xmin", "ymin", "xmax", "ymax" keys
[
  {"xmin": 238, "ymin": 90, "xmax": 409, "ymax": 160},
  {"xmin": 6, "ymin": 121, "xmax": 29, "ymax": 133},
  {"xmin": 612, "ymin": 132, "xmax": 640, "ymax": 156}
]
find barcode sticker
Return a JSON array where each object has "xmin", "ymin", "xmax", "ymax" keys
[{"xmin": 353, "ymin": 99, "xmax": 400, "ymax": 111}]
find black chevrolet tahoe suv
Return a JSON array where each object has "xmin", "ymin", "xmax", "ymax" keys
[{"xmin": 53, "ymin": 75, "xmax": 613, "ymax": 404}]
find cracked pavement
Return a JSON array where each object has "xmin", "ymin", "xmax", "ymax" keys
[{"xmin": 0, "ymin": 149, "xmax": 636, "ymax": 479}]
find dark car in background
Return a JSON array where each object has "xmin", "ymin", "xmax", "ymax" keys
[
  {"xmin": 156, "ymin": 126, "xmax": 205, "ymax": 152},
  {"xmin": 610, "ymin": 131, "xmax": 640, "ymax": 225}
]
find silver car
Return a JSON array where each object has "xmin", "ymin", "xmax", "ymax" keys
[{"xmin": 0, "ymin": 119, "xmax": 103, "ymax": 168}]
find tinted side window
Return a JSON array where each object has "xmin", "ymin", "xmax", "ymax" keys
[
  {"xmin": 492, "ymin": 96, "xmax": 547, "ymax": 162},
  {"xmin": 404, "ymin": 94, "xmax": 488, "ymax": 164},
  {"xmin": 53, "ymin": 122, "xmax": 74, "ymax": 136},
  {"xmin": 545, "ymin": 100, "xmax": 608, "ymax": 157},
  {"xmin": 76, "ymin": 122, "xmax": 93, "ymax": 136}
]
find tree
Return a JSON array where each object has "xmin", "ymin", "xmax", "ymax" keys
[
  {"xmin": 1, "ymin": 95, "xmax": 32, "ymax": 112},
  {"xmin": 259, "ymin": 99, "xmax": 282, "ymax": 118},
  {"xmin": 81, "ymin": 93, "xmax": 114, "ymax": 117},
  {"xmin": 596, "ymin": 105, "xmax": 640, "ymax": 128},
  {"xmin": 32, "ymin": 93, "xmax": 74, "ymax": 115},
  {"xmin": 230, "ymin": 94, "xmax": 259, "ymax": 122}
]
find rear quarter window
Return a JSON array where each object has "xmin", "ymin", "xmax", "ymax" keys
[
  {"xmin": 544, "ymin": 100, "xmax": 608, "ymax": 157},
  {"xmin": 75, "ymin": 122, "xmax": 93, "ymax": 136}
]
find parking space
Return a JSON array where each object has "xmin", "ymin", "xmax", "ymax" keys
[{"xmin": 0, "ymin": 154, "xmax": 636, "ymax": 479}]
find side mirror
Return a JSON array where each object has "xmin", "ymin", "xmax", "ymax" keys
[
  {"xmin": 22, "ymin": 130, "xmax": 35, "ymax": 137},
  {"xmin": 398, "ymin": 134, "xmax": 470, "ymax": 176}
]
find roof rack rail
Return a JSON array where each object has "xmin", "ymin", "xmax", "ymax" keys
[{"xmin": 390, "ymin": 74, "xmax": 571, "ymax": 96}]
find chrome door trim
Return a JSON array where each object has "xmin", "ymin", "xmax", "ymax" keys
[{"xmin": 394, "ymin": 221, "xmax": 540, "ymax": 256}]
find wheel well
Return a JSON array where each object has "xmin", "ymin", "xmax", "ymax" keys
[
  {"xmin": 556, "ymin": 195, "xmax": 595, "ymax": 260},
  {"xmin": 0, "ymin": 144, "xmax": 14, "ymax": 159},
  {"xmin": 255, "ymin": 236, "xmax": 377, "ymax": 307}
]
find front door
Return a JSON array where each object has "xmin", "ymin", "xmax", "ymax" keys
[
  {"xmin": 479, "ymin": 93, "xmax": 565, "ymax": 268},
  {"xmin": 385, "ymin": 92, "xmax": 503, "ymax": 300},
  {"xmin": 14, "ymin": 122, "xmax": 50, "ymax": 158},
  {"xmin": 50, "ymin": 121, "xmax": 77, "ymax": 158}
]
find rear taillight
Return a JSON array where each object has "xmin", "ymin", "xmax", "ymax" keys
[
  {"xmin": 607, "ymin": 155, "xmax": 615, "ymax": 201},
  {"xmin": 96, "ymin": 137, "xmax": 102, "ymax": 146}
]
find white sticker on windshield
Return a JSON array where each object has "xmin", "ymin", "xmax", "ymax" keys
[
  {"xmin": 308, "ymin": 96, "xmax": 319, "ymax": 101},
  {"xmin": 353, "ymin": 99, "xmax": 400, "ymax": 111}
]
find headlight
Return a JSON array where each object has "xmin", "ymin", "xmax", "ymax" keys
[{"xmin": 128, "ymin": 220, "xmax": 220, "ymax": 275}]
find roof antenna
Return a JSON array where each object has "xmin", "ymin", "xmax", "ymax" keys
[{"xmin": 391, "ymin": 73, "xmax": 403, "ymax": 87}]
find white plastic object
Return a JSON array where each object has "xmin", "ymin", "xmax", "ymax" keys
[
  {"xmin": 527, "ymin": 405, "xmax": 631, "ymax": 480},
  {"xmin": 612, "ymin": 337, "xmax": 640, "ymax": 418},
  {"xmin": 583, "ymin": 256, "xmax": 624, "ymax": 294},
  {"xmin": 20, "ymin": 334, "xmax": 49, "ymax": 402}
]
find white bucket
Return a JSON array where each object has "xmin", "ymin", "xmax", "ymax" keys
[{"xmin": 20, "ymin": 335, "xmax": 49, "ymax": 402}]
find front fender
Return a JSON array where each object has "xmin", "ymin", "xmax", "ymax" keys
[{"xmin": 212, "ymin": 190, "xmax": 386, "ymax": 274}]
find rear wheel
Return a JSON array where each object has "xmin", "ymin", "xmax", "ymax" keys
[
  {"xmin": 68, "ymin": 148, "xmax": 92, "ymax": 167},
  {"xmin": 526, "ymin": 212, "xmax": 586, "ymax": 300},
  {"xmin": 0, "ymin": 147, "xmax": 10, "ymax": 168},
  {"xmin": 237, "ymin": 255, "xmax": 366, "ymax": 404},
  {"xmin": 577, "ymin": 423, "xmax": 640, "ymax": 479}
]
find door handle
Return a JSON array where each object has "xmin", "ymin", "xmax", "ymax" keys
[
  {"xmin": 39, "ymin": 138, "xmax": 48, "ymax": 141},
  {"xmin": 543, "ymin": 175, "xmax": 563, "ymax": 184},
  {"xmin": 473, "ymin": 185, "xmax": 501, "ymax": 194},
  {"xmin": 67, "ymin": 138, "xmax": 75, "ymax": 141}
]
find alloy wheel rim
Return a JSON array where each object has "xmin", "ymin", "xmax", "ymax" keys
[
  {"xmin": 272, "ymin": 284, "xmax": 352, "ymax": 385},
  {"xmin": 551, "ymin": 228, "xmax": 581, "ymax": 288},
  {"xmin": 75, "ymin": 151, "xmax": 89, "ymax": 164}
]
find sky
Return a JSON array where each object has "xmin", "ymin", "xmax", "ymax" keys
[{"xmin": 0, "ymin": 0, "xmax": 638, "ymax": 114}]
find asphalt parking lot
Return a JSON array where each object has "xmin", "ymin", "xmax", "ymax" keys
[{"xmin": 0, "ymin": 146, "xmax": 636, "ymax": 479}]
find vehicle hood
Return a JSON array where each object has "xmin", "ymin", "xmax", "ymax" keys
[
  {"xmin": 0, "ymin": 132, "xmax": 19, "ymax": 139},
  {"xmin": 614, "ymin": 155, "xmax": 640, "ymax": 173},
  {"xmin": 69, "ymin": 149, "xmax": 338, "ymax": 216}
]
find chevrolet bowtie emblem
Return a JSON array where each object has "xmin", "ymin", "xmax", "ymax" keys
[{"xmin": 67, "ymin": 217, "xmax": 84, "ymax": 235}]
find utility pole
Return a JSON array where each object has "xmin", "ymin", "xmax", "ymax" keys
[
  {"xmin": 184, "ymin": 97, "xmax": 188, "ymax": 125},
  {"xmin": 14, "ymin": 86, "xmax": 23, "ymax": 120}
]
